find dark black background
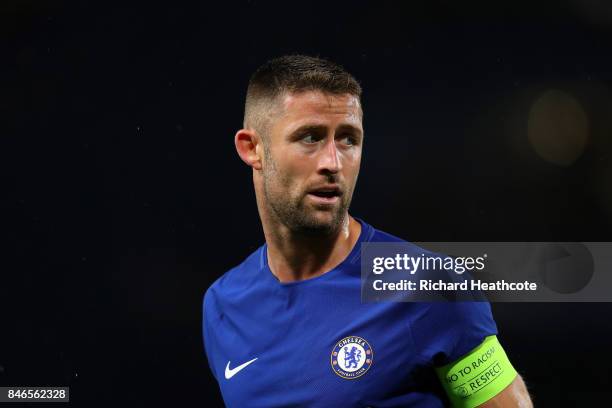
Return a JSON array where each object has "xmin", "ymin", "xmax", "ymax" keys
[{"xmin": 3, "ymin": 1, "xmax": 612, "ymax": 406}]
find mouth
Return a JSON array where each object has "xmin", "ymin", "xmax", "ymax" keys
[{"xmin": 307, "ymin": 186, "xmax": 342, "ymax": 205}]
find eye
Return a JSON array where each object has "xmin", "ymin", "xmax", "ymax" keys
[
  {"xmin": 302, "ymin": 133, "xmax": 319, "ymax": 144},
  {"xmin": 339, "ymin": 134, "xmax": 358, "ymax": 146}
]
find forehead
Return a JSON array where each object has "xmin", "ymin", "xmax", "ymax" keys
[{"xmin": 275, "ymin": 90, "xmax": 362, "ymax": 129}]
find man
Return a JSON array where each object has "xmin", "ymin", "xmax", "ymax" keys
[{"xmin": 203, "ymin": 55, "xmax": 533, "ymax": 407}]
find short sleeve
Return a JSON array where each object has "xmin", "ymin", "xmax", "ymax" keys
[
  {"xmin": 410, "ymin": 301, "xmax": 498, "ymax": 367},
  {"xmin": 445, "ymin": 302, "xmax": 498, "ymax": 363}
]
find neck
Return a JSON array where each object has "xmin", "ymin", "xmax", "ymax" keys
[{"xmin": 262, "ymin": 213, "xmax": 362, "ymax": 283}]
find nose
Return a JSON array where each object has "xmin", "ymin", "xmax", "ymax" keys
[{"xmin": 318, "ymin": 137, "xmax": 342, "ymax": 174}]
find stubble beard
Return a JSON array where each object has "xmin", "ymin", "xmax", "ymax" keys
[{"xmin": 262, "ymin": 150, "xmax": 352, "ymax": 236}]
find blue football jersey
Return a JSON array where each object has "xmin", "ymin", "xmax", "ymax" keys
[{"xmin": 203, "ymin": 218, "xmax": 498, "ymax": 407}]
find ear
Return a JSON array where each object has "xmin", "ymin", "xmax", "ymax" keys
[{"xmin": 235, "ymin": 128, "xmax": 263, "ymax": 170}]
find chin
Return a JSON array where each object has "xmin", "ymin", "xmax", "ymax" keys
[{"xmin": 294, "ymin": 212, "xmax": 343, "ymax": 235}]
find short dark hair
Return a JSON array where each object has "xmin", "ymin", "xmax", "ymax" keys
[{"xmin": 243, "ymin": 55, "xmax": 362, "ymax": 135}]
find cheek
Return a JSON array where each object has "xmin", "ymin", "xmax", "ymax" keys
[
  {"xmin": 283, "ymin": 152, "xmax": 314, "ymax": 175},
  {"xmin": 342, "ymin": 151, "xmax": 362, "ymax": 177},
  {"xmin": 270, "ymin": 158, "xmax": 307, "ymax": 191}
]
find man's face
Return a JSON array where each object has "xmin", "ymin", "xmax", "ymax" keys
[{"xmin": 260, "ymin": 90, "xmax": 363, "ymax": 234}]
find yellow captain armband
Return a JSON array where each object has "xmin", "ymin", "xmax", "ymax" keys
[{"xmin": 434, "ymin": 335, "xmax": 518, "ymax": 408}]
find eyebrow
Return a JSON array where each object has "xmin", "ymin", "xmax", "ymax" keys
[
  {"xmin": 289, "ymin": 124, "xmax": 363, "ymax": 138},
  {"xmin": 336, "ymin": 124, "xmax": 363, "ymax": 137}
]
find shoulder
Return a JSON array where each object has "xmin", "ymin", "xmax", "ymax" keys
[
  {"xmin": 363, "ymin": 220, "xmax": 405, "ymax": 243},
  {"xmin": 361, "ymin": 218, "xmax": 442, "ymax": 258},
  {"xmin": 359, "ymin": 221, "xmax": 500, "ymax": 361},
  {"xmin": 203, "ymin": 244, "xmax": 266, "ymax": 319}
]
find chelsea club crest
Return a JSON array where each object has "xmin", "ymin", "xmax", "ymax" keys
[{"xmin": 330, "ymin": 335, "xmax": 373, "ymax": 379}]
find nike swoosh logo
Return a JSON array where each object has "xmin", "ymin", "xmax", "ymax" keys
[{"xmin": 224, "ymin": 358, "xmax": 258, "ymax": 379}]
